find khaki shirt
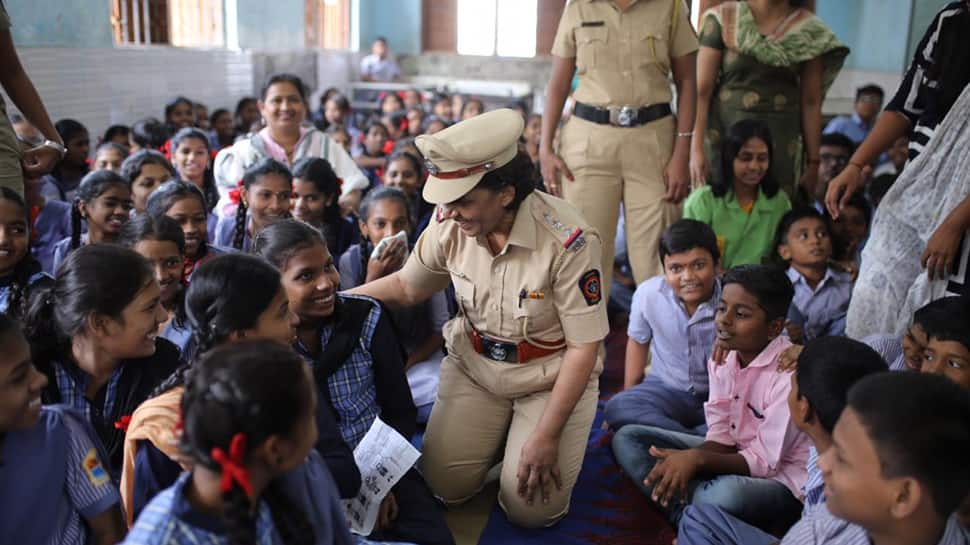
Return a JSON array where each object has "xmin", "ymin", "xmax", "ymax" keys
[
  {"xmin": 552, "ymin": 0, "xmax": 699, "ymax": 108},
  {"xmin": 400, "ymin": 192, "xmax": 610, "ymax": 347}
]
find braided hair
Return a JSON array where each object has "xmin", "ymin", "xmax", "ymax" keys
[
  {"xmin": 0, "ymin": 188, "xmax": 46, "ymax": 319},
  {"xmin": 69, "ymin": 170, "xmax": 130, "ymax": 251},
  {"xmin": 150, "ymin": 253, "xmax": 281, "ymax": 398},
  {"xmin": 171, "ymin": 128, "xmax": 219, "ymax": 212},
  {"xmin": 234, "ymin": 158, "xmax": 293, "ymax": 251},
  {"xmin": 179, "ymin": 341, "xmax": 315, "ymax": 545}
]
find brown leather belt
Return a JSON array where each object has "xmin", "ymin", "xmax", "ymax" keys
[{"xmin": 467, "ymin": 327, "xmax": 564, "ymax": 364}]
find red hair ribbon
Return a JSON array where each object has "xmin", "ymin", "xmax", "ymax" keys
[
  {"xmin": 114, "ymin": 415, "xmax": 132, "ymax": 433},
  {"xmin": 228, "ymin": 179, "xmax": 244, "ymax": 205},
  {"xmin": 160, "ymin": 139, "xmax": 173, "ymax": 160},
  {"xmin": 210, "ymin": 432, "xmax": 253, "ymax": 496}
]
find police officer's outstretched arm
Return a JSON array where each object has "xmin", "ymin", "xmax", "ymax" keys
[
  {"xmin": 348, "ymin": 225, "xmax": 450, "ymax": 308},
  {"xmin": 539, "ymin": 56, "xmax": 576, "ymax": 198},
  {"xmin": 518, "ymin": 233, "xmax": 608, "ymax": 506},
  {"xmin": 347, "ymin": 269, "xmax": 438, "ymax": 309}
]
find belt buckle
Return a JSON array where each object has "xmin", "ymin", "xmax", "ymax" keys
[
  {"xmin": 483, "ymin": 338, "xmax": 517, "ymax": 363},
  {"xmin": 616, "ymin": 105, "xmax": 636, "ymax": 127}
]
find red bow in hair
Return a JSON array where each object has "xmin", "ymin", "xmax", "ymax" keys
[
  {"xmin": 228, "ymin": 179, "xmax": 244, "ymax": 205},
  {"xmin": 114, "ymin": 415, "xmax": 132, "ymax": 433},
  {"xmin": 160, "ymin": 139, "xmax": 173, "ymax": 160},
  {"xmin": 210, "ymin": 432, "xmax": 253, "ymax": 496}
]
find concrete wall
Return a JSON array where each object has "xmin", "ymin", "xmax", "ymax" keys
[
  {"xmin": 6, "ymin": 0, "xmax": 114, "ymax": 48},
  {"xmin": 816, "ymin": 0, "xmax": 911, "ymax": 74},
  {"xmin": 356, "ymin": 0, "xmax": 422, "ymax": 55},
  {"xmin": 235, "ymin": 0, "xmax": 305, "ymax": 50}
]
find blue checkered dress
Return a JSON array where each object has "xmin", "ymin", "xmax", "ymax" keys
[
  {"xmin": 53, "ymin": 361, "xmax": 124, "ymax": 427},
  {"xmin": 297, "ymin": 294, "xmax": 382, "ymax": 449}
]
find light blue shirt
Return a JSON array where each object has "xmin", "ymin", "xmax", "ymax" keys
[
  {"xmin": 627, "ymin": 276, "xmax": 720, "ymax": 395},
  {"xmin": 782, "ymin": 504, "xmax": 970, "ymax": 545},
  {"xmin": 786, "ymin": 267, "xmax": 853, "ymax": 341},
  {"xmin": 802, "ymin": 446, "xmax": 824, "ymax": 516},
  {"xmin": 823, "ymin": 113, "xmax": 871, "ymax": 145},
  {"xmin": 863, "ymin": 333, "xmax": 908, "ymax": 372}
]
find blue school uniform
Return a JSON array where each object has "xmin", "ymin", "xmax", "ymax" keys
[
  {"xmin": 786, "ymin": 267, "xmax": 853, "ymax": 341},
  {"xmin": 32, "ymin": 198, "xmax": 72, "ymax": 273},
  {"xmin": 604, "ymin": 276, "xmax": 721, "ymax": 435},
  {"xmin": 0, "ymin": 270, "xmax": 50, "ymax": 314},
  {"xmin": 124, "ymin": 473, "xmax": 281, "ymax": 545},
  {"xmin": 160, "ymin": 320, "xmax": 193, "ymax": 359},
  {"xmin": 0, "ymin": 405, "xmax": 120, "ymax": 545},
  {"xmin": 49, "ymin": 235, "xmax": 76, "ymax": 274},
  {"xmin": 213, "ymin": 214, "xmax": 251, "ymax": 252}
]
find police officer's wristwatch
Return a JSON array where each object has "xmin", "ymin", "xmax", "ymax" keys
[{"xmin": 40, "ymin": 139, "xmax": 67, "ymax": 159}]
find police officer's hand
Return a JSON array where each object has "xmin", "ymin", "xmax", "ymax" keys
[
  {"xmin": 539, "ymin": 148, "xmax": 574, "ymax": 198},
  {"xmin": 689, "ymin": 146, "xmax": 708, "ymax": 188},
  {"xmin": 663, "ymin": 152, "xmax": 691, "ymax": 204},
  {"xmin": 517, "ymin": 433, "xmax": 563, "ymax": 505}
]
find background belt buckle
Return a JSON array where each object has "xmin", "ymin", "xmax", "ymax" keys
[{"xmin": 616, "ymin": 106, "xmax": 636, "ymax": 127}]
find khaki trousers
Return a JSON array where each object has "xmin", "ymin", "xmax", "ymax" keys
[
  {"xmin": 421, "ymin": 319, "xmax": 601, "ymax": 528},
  {"xmin": 559, "ymin": 115, "xmax": 681, "ymax": 298}
]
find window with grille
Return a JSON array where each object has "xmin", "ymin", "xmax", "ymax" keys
[
  {"xmin": 305, "ymin": 0, "xmax": 350, "ymax": 49},
  {"xmin": 111, "ymin": 0, "xmax": 170, "ymax": 45}
]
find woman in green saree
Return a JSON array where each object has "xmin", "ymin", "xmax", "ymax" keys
[{"xmin": 690, "ymin": 0, "xmax": 848, "ymax": 201}]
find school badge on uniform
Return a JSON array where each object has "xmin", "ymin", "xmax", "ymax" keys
[
  {"xmin": 83, "ymin": 448, "xmax": 110, "ymax": 487},
  {"xmin": 579, "ymin": 270, "xmax": 602, "ymax": 306}
]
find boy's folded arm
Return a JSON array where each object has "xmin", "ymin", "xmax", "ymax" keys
[{"xmin": 693, "ymin": 448, "xmax": 750, "ymax": 477}]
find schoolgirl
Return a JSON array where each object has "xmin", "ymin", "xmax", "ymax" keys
[
  {"xmin": 170, "ymin": 127, "xmax": 220, "ymax": 213},
  {"xmin": 92, "ymin": 142, "xmax": 129, "ymax": 173},
  {"xmin": 0, "ymin": 315, "xmax": 127, "ymax": 545},
  {"xmin": 0, "ymin": 187, "xmax": 51, "ymax": 318},
  {"xmin": 24, "ymin": 244, "xmax": 181, "ymax": 478},
  {"xmin": 40, "ymin": 119, "xmax": 90, "ymax": 202},
  {"xmin": 124, "ymin": 341, "xmax": 354, "ymax": 545},
  {"xmin": 120, "ymin": 149, "xmax": 176, "ymax": 214},
  {"xmin": 23, "ymin": 167, "xmax": 72, "ymax": 273},
  {"xmin": 146, "ymin": 180, "xmax": 223, "ymax": 281},
  {"xmin": 214, "ymin": 157, "xmax": 292, "ymax": 252},
  {"xmin": 49, "ymin": 169, "xmax": 133, "ymax": 273},
  {"xmin": 381, "ymin": 151, "xmax": 433, "ymax": 241},
  {"xmin": 254, "ymin": 219, "xmax": 454, "ymax": 545},
  {"xmin": 291, "ymin": 156, "xmax": 358, "ymax": 259}
]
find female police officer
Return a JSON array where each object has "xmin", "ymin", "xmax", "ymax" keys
[{"xmin": 350, "ymin": 109, "xmax": 608, "ymax": 527}]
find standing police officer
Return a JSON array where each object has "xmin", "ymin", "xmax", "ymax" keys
[
  {"xmin": 351, "ymin": 109, "xmax": 608, "ymax": 527},
  {"xmin": 541, "ymin": 0, "xmax": 698, "ymax": 295}
]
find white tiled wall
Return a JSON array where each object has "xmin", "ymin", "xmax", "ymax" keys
[{"xmin": 11, "ymin": 46, "xmax": 255, "ymax": 141}]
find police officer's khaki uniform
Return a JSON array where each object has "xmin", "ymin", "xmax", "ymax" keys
[
  {"xmin": 552, "ymin": 0, "xmax": 699, "ymax": 291},
  {"xmin": 401, "ymin": 109, "xmax": 610, "ymax": 527}
]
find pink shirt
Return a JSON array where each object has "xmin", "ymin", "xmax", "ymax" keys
[
  {"xmin": 258, "ymin": 126, "xmax": 310, "ymax": 167},
  {"xmin": 704, "ymin": 336, "xmax": 811, "ymax": 498}
]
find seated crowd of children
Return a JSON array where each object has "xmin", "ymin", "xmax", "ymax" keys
[{"xmin": 0, "ymin": 71, "xmax": 967, "ymax": 545}]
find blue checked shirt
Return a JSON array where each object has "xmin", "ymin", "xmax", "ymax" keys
[
  {"xmin": 54, "ymin": 361, "xmax": 124, "ymax": 431},
  {"xmin": 124, "ymin": 474, "xmax": 279, "ymax": 545},
  {"xmin": 782, "ymin": 504, "xmax": 970, "ymax": 545},
  {"xmin": 297, "ymin": 294, "xmax": 382, "ymax": 449}
]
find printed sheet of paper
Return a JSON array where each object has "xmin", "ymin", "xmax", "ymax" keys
[{"xmin": 343, "ymin": 416, "xmax": 421, "ymax": 536}]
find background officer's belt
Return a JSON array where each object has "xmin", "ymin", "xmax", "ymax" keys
[
  {"xmin": 573, "ymin": 102, "xmax": 671, "ymax": 128},
  {"xmin": 467, "ymin": 326, "xmax": 564, "ymax": 364}
]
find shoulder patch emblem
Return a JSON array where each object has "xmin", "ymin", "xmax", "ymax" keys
[
  {"xmin": 83, "ymin": 447, "xmax": 110, "ymax": 487},
  {"xmin": 579, "ymin": 270, "xmax": 602, "ymax": 306}
]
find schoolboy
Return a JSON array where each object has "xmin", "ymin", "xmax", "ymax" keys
[
  {"xmin": 612, "ymin": 265, "xmax": 810, "ymax": 530},
  {"xmin": 0, "ymin": 316, "xmax": 126, "ymax": 545},
  {"xmin": 776, "ymin": 207, "xmax": 853, "ymax": 342},
  {"xmin": 781, "ymin": 372, "xmax": 970, "ymax": 544},
  {"xmin": 605, "ymin": 219, "xmax": 720, "ymax": 435},
  {"xmin": 919, "ymin": 296, "xmax": 970, "ymax": 390},
  {"xmin": 676, "ymin": 336, "xmax": 888, "ymax": 545},
  {"xmin": 354, "ymin": 121, "xmax": 389, "ymax": 189}
]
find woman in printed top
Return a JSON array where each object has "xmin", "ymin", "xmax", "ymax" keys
[
  {"xmin": 213, "ymin": 74, "xmax": 368, "ymax": 218},
  {"xmin": 119, "ymin": 214, "xmax": 191, "ymax": 356},
  {"xmin": 146, "ymin": 180, "xmax": 225, "ymax": 282},
  {"xmin": 23, "ymin": 244, "xmax": 181, "ymax": 480},
  {"xmin": 123, "ymin": 341, "xmax": 356, "ymax": 545},
  {"xmin": 121, "ymin": 253, "xmax": 360, "ymax": 526},
  {"xmin": 50, "ymin": 169, "xmax": 133, "ymax": 273},
  {"xmin": 254, "ymin": 219, "xmax": 455, "ymax": 545},
  {"xmin": 0, "ymin": 187, "xmax": 51, "ymax": 318},
  {"xmin": 291, "ymin": 157, "xmax": 358, "ymax": 260},
  {"xmin": 0, "ymin": 314, "xmax": 127, "ymax": 545},
  {"xmin": 337, "ymin": 188, "xmax": 447, "ymax": 425},
  {"xmin": 214, "ymin": 158, "xmax": 292, "ymax": 253}
]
